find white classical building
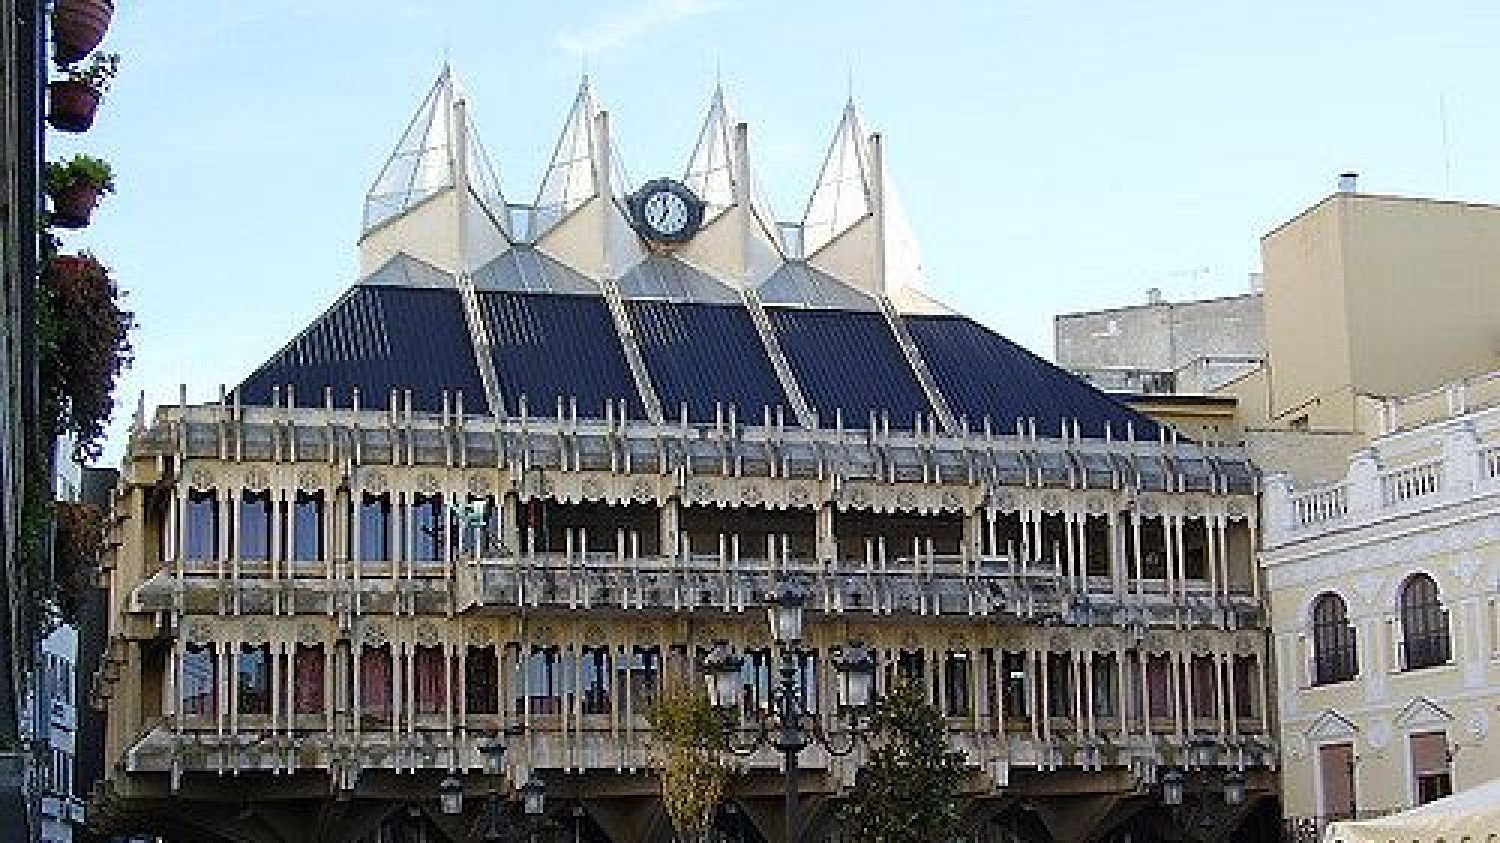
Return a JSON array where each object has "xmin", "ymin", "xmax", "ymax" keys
[{"xmin": 1261, "ymin": 372, "xmax": 1499, "ymax": 837}]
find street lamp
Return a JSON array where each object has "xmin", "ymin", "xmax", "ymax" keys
[
  {"xmin": 520, "ymin": 776, "xmax": 547, "ymax": 817},
  {"xmin": 439, "ymin": 775, "xmax": 464, "ymax": 816},
  {"xmin": 700, "ymin": 579, "xmax": 877, "ymax": 843},
  {"xmin": 1224, "ymin": 769, "xmax": 1247, "ymax": 807},
  {"xmin": 1161, "ymin": 767, "xmax": 1185, "ymax": 807}
]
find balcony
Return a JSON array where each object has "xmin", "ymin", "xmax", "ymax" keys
[{"xmin": 1264, "ymin": 386, "xmax": 1499, "ymax": 547}]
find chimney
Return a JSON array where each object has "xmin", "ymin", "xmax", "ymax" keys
[
  {"xmin": 1337, "ymin": 172, "xmax": 1359, "ymax": 194},
  {"xmin": 1146, "ymin": 287, "xmax": 1163, "ymax": 305}
]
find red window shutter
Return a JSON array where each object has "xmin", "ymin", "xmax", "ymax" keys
[{"xmin": 1409, "ymin": 731, "xmax": 1449, "ymax": 776}]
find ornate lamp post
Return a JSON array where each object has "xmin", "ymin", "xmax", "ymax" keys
[
  {"xmin": 700, "ymin": 580, "xmax": 878, "ymax": 843},
  {"xmin": 437, "ymin": 728, "xmax": 548, "ymax": 842}
]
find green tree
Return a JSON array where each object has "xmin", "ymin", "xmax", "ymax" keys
[
  {"xmin": 841, "ymin": 680, "xmax": 968, "ymax": 842},
  {"xmin": 645, "ymin": 678, "xmax": 737, "ymax": 842}
]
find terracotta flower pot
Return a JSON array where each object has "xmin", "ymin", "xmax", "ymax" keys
[
  {"xmin": 50, "ymin": 182, "xmax": 102, "ymax": 229},
  {"xmin": 52, "ymin": 0, "xmax": 114, "ymax": 66},
  {"xmin": 47, "ymin": 80, "xmax": 101, "ymax": 132}
]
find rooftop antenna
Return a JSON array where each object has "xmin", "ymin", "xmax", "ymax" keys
[
  {"xmin": 846, "ymin": 61, "xmax": 855, "ymax": 103},
  {"xmin": 1439, "ymin": 93, "xmax": 1453, "ymax": 195}
]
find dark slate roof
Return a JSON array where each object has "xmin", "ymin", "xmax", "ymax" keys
[
  {"xmin": 478, "ymin": 291, "xmax": 644, "ymax": 419},
  {"xmin": 906, "ymin": 314, "xmax": 1160, "ymax": 439},
  {"xmin": 238, "ymin": 285, "xmax": 487, "ymax": 412},
  {"xmin": 767, "ymin": 307, "xmax": 932, "ymax": 428},
  {"xmin": 628, "ymin": 300, "xmax": 788, "ymax": 423}
]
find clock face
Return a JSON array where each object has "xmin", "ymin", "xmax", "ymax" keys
[
  {"xmin": 643, "ymin": 190, "xmax": 690, "ymax": 237},
  {"xmin": 629, "ymin": 178, "xmax": 704, "ymax": 244}
]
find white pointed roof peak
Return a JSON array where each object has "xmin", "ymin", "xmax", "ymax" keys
[
  {"xmin": 532, "ymin": 77, "xmax": 631, "ymax": 239},
  {"xmin": 801, "ymin": 101, "xmax": 874, "ymax": 256},
  {"xmin": 683, "ymin": 84, "xmax": 780, "ymax": 244},
  {"xmin": 361, "ymin": 67, "xmax": 509, "ymax": 239}
]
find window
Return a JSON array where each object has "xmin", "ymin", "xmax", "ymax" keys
[
  {"xmin": 1139, "ymin": 517, "xmax": 1167, "ymax": 579},
  {"xmin": 185, "ymin": 490, "xmax": 219, "ymax": 561},
  {"xmin": 239, "ymin": 491, "xmax": 272, "ymax": 561},
  {"xmin": 1046, "ymin": 653, "xmax": 1072, "ymax": 719},
  {"xmin": 465, "ymin": 647, "xmax": 498, "ymax": 715},
  {"xmin": 1001, "ymin": 652, "xmax": 1028, "ymax": 719},
  {"xmin": 293, "ymin": 491, "xmax": 324, "ymax": 561},
  {"xmin": 237, "ymin": 644, "xmax": 271, "ymax": 715},
  {"xmin": 359, "ymin": 493, "xmax": 391, "ymax": 562},
  {"xmin": 581, "ymin": 647, "xmax": 611, "ymax": 715},
  {"xmin": 1233, "ymin": 656, "xmax": 1257, "ymax": 719},
  {"xmin": 413, "ymin": 494, "xmax": 443, "ymax": 562},
  {"xmin": 943, "ymin": 652, "xmax": 970, "ymax": 717},
  {"xmin": 182, "ymin": 644, "xmax": 216, "ymax": 716},
  {"xmin": 797, "ymin": 650, "xmax": 818, "ymax": 713},
  {"xmin": 1091, "ymin": 654, "xmax": 1117, "ymax": 718},
  {"xmin": 1190, "ymin": 656, "xmax": 1217, "ymax": 719},
  {"xmin": 414, "ymin": 646, "xmax": 446, "ymax": 715},
  {"xmin": 1084, "ymin": 516, "xmax": 1111, "ymax": 577},
  {"xmin": 740, "ymin": 649, "xmax": 773, "ymax": 714},
  {"xmin": 1312, "ymin": 592, "xmax": 1358, "ymax": 685},
  {"xmin": 627, "ymin": 646, "xmax": 660, "ymax": 709},
  {"xmin": 524, "ymin": 647, "xmax": 562, "ymax": 717},
  {"xmin": 1400, "ymin": 574, "xmax": 1451, "ymax": 671},
  {"xmin": 1182, "ymin": 520, "xmax": 1208, "ymax": 580},
  {"xmin": 361, "ymin": 645, "xmax": 394, "ymax": 718},
  {"xmin": 1410, "ymin": 732, "xmax": 1452, "ymax": 805},
  {"xmin": 897, "ymin": 650, "xmax": 925, "ymax": 685},
  {"xmin": 293, "ymin": 645, "xmax": 324, "ymax": 714},
  {"xmin": 1146, "ymin": 655, "xmax": 1171, "ymax": 719}
]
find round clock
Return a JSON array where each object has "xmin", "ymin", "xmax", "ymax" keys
[{"xmin": 628, "ymin": 178, "xmax": 705, "ymax": 245}]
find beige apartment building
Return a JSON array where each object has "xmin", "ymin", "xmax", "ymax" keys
[{"xmin": 1262, "ymin": 373, "xmax": 1499, "ymax": 837}]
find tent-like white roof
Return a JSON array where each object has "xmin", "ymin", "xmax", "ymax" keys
[{"xmin": 1323, "ymin": 777, "xmax": 1500, "ymax": 843}]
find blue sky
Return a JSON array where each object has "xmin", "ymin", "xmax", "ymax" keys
[{"xmin": 59, "ymin": 1, "xmax": 1500, "ymax": 463}]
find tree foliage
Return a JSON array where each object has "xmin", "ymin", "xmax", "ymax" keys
[
  {"xmin": 645, "ymin": 677, "xmax": 736, "ymax": 842},
  {"xmin": 39, "ymin": 253, "xmax": 134, "ymax": 461},
  {"xmin": 841, "ymin": 680, "xmax": 968, "ymax": 842}
]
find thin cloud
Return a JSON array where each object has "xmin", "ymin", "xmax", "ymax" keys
[{"xmin": 556, "ymin": 0, "xmax": 721, "ymax": 57}]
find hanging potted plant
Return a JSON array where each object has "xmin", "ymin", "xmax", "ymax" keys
[
  {"xmin": 45, "ymin": 154, "xmax": 115, "ymax": 229},
  {"xmin": 47, "ymin": 52, "xmax": 119, "ymax": 132},
  {"xmin": 52, "ymin": 0, "xmax": 114, "ymax": 66}
]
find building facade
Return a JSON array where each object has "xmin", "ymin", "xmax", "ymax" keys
[
  {"xmin": 1262, "ymin": 372, "xmax": 1499, "ymax": 839},
  {"xmin": 92, "ymin": 72, "xmax": 1276, "ymax": 842}
]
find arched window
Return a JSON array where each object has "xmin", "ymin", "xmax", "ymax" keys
[
  {"xmin": 1312, "ymin": 593, "xmax": 1357, "ymax": 685},
  {"xmin": 1400, "ymin": 574, "xmax": 1450, "ymax": 670}
]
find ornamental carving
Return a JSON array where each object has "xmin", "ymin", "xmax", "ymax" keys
[
  {"xmin": 362, "ymin": 622, "xmax": 390, "ymax": 648},
  {"xmin": 741, "ymin": 484, "xmax": 763, "ymax": 506},
  {"xmin": 531, "ymin": 625, "xmax": 556, "ymax": 647},
  {"xmin": 788, "ymin": 485, "xmax": 812, "ymax": 507},
  {"xmin": 581, "ymin": 477, "xmax": 603, "ymax": 499},
  {"xmin": 689, "ymin": 480, "xmax": 714, "ymax": 503},
  {"xmin": 244, "ymin": 620, "xmax": 270, "ymax": 643},
  {"xmin": 1189, "ymin": 634, "xmax": 1211, "ymax": 655},
  {"xmin": 584, "ymin": 625, "xmax": 607, "ymax": 643},
  {"xmin": 416, "ymin": 472, "xmax": 441, "ymax": 496},
  {"xmin": 466, "ymin": 625, "xmax": 494, "ymax": 647},
  {"xmin": 1138, "ymin": 496, "xmax": 1160, "ymax": 516},
  {"xmin": 848, "ymin": 486, "xmax": 870, "ymax": 508},
  {"xmin": 1234, "ymin": 633, "xmax": 1258, "ymax": 655},
  {"xmin": 415, "ymin": 622, "xmax": 440, "ymax": 647},
  {"xmin": 1368, "ymin": 718, "xmax": 1391, "ymax": 749},
  {"xmin": 1040, "ymin": 492, "xmax": 1061, "ymax": 513},
  {"xmin": 631, "ymin": 480, "xmax": 653, "ymax": 502},
  {"xmin": 993, "ymin": 490, "xmax": 1017, "ymax": 512},
  {"xmin": 1049, "ymin": 631, "xmax": 1072, "ymax": 652},
  {"xmin": 1086, "ymin": 496, "xmax": 1108, "ymax": 515},
  {"xmin": 900, "ymin": 631, "xmax": 920, "ymax": 650},
  {"xmin": 296, "ymin": 622, "xmax": 323, "ymax": 646},
  {"xmin": 1227, "ymin": 499, "xmax": 1248, "ymax": 518},
  {"xmin": 1142, "ymin": 632, "xmax": 1170, "ymax": 655},
  {"xmin": 1466, "ymin": 710, "xmax": 1488, "ymax": 742},
  {"xmin": 467, "ymin": 473, "xmax": 493, "ymax": 497},
  {"xmin": 894, "ymin": 490, "xmax": 916, "ymax": 509},
  {"xmin": 1184, "ymin": 498, "xmax": 1202, "ymax": 517},
  {"xmin": 184, "ymin": 619, "xmax": 216, "ymax": 646},
  {"xmin": 243, "ymin": 467, "xmax": 271, "ymax": 491},
  {"xmin": 188, "ymin": 468, "xmax": 215, "ymax": 490},
  {"xmin": 940, "ymin": 491, "xmax": 962, "ymax": 511},
  {"xmin": 297, "ymin": 468, "xmax": 323, "ymax": 490},
  {"xmin": 946, "ymin": 634, "xmax": 968, "ymax": 651},
  {"xmin": 1092, "ymin": 630, "xmax": 1117, "ymax": 652},
  {"xmin": 364, "ymin": 471, "xmax": 389, "ymax": 496}
]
